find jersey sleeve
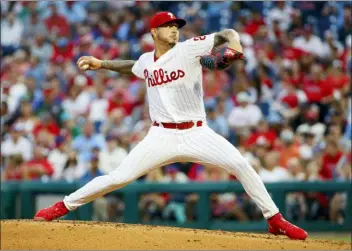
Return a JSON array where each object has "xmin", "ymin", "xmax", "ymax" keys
[
  {"xmin": 131, "ymin": 58, "xmax": 145, "ymax": 79},
  {"xmin": 183, "ymin": 33, "xmax": 215, "ymax": 65}
]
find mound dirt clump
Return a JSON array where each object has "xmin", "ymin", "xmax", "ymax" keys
[{"xmin": 0, "ymin": 220, "xmax": 349, "ymax": 250}]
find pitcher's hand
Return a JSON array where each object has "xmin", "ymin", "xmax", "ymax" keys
[{"xmin": 77, "ymin": 56, "xmax": 102, "ymax": 70}]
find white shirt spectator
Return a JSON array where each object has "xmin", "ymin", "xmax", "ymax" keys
[
  {"xmin": 1, "ymin": 15, "xmax": 24, "ymax": 47},
  {"xmin": 162, "ymin": 171, "xmax": 189, "ymax": 183},
  {"xmin": 1, "ymin": 136, "xmax": 33, "ymax": 161},
  {"xmin": 31, "ymin": 41, "xmax": 53, "ymax": 63},
  {"xmin": 99, "ymin": 146, "xmax": 128, "ymax": 175},
  {"xmin": 62, "ymin": 90, "xmax": 92, "ymax": 116},
  {"xmin": 228, "ymin": 104, "xmax": 263, "ymax": 128},
  {"xmin": 293, "ymin": 35, "xmax": 325, "ymax": 57},
  {"xmin": 296, "ymin": 123, "xmax": 326, "ymax": 143},
  {"xmin": 60, "ymin": 163, "xmax": 87, "ymax": 182},
  {"xmin": 8, "ymin": 81, "xmax": 27, "ymax": 114},
  {"xmin": 267, "ymin": 3, "xmax": 293, "ymax": 31},
  {"xmin": 89, "ymin": 98, "xmax": 109, "ymax": 123},
  {"xmin": 259, "ymin": 166, "xmax": 290, "ymax": 182},
  {"xmin": 48, "ymin": 149, "xmax": 68, "ymax": 180}
]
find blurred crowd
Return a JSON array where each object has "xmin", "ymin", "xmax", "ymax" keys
[{"xmin": 1, "ymin": 1, "xmax": 351, "ymax": 224}]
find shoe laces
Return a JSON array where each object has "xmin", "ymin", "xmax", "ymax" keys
[
  {"xmin": 277, "ymin": 217, "xmax": 298, "ymax": 232},
  {"xmin": 47, "ymin": 203, "xmax": 67, "ymax": 217}
]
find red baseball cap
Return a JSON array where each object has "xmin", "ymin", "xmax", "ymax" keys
[{"xmin": 150, "ymin": 12, "xmax": 186, "ymax": 29}]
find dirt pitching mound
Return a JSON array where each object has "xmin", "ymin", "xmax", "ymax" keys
[{"xmin": 1, "ymin": 220, "xmax": 349, "ymax": 250}]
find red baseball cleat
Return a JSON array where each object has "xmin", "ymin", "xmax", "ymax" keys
[
  {"xmin": 268, "ymin": 213, "xmax": 308, "ymax": 240},
  {"xmin": 34, "ymin": 201, "xmax": 69, "ymax": 221}
]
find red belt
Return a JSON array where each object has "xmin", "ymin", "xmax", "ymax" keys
[{"xmin": 153, "ymin": 121, "xmax": 203, "ymax": 130}]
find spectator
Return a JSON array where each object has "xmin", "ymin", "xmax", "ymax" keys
[
  {"xmin": 297, "ymin": 126, "xmax": 315, "ymax": 162},
  {"xmin": 30, "ymin": 32, "xmax": 53, "ymax": 63},
  {"xmin": 259, "ymin": 151, "xmax": 290, "ymax": 182},
  {"xmin": 59, "ymin": 151, "xmax": 86, "ymax": 182},
  {"xmin": 246, "ymin": 119, "xmax": 277, "ymax": 148},
  {"xmin": 48, "ymin": 136, "xmax": 69, "ymax": 180},
  {"xmin": 1, "ymin": 12, "xmax": 24, "ymax": 56},
  {"xmin": 276, "ymin": 81, "xmax": 307, "ymax": 120},
  {"xmin": 228, "ymin": 92, "xmax": 263, "ymax": 136},
  {"xmin": 62, "ymin": 75, "xmax": 92, "ymax": 117},
  {"xmin": 99, "ymin": 135, "xmax": 128, "ymax": 175},
  {"xmin": 72, "ymin": 121, "xmax": 106, "ymax": 163},
  {"xmin": 321, "ymin": 31, "xmax": 344, "ymax": 60},
  {"xmin": 206, "ymin": 106, "xmax": 229, "ymax": 138},
  {"xmin": 57, "ymin": 1, "xmax": 88, "ymax": 24},
  {"xmin": 21, "ymin": 146, "xmax": 54, "ymax": 180},
  {"xmin": 34, "ymin": 78, "xmax": 64, "ymax": 120},
  {"xmin": 44, "ymin": 3, "xmax": 70, "ymax": 38},
  {"xmin": 324, "ymin": 60, "xmax": 350, "ymax": 101},
  {"xmin": 102, "ymin": 108, "xmax": 130, "ymax": 139},
  {"xmin": 88, "ymin": 83, "xmax": 109, "ymax": 133},
  {"xmin": 33, "ymin": 112, "xmax": 60, "ymax": 139},
  {"xmin": 1, "ymin": 101, "xmax": 10, "ymax": 136},
  {"xmin": 22, "ymin": 11, "xmax": 48, "ymax": 42},
  {"xmin": 293, "ymin": 24, "xmax": 324, "ymax": 58},
  {"xmin": 337, "ymin": 4, "xmax": 351, "ymax": 44},
  {"xmin": 80, "ymin": 154, "xmax": 103, "ymax": 184},
  {"xmin": 51, "ymin": 37, "xmax": 75, "ymax": 64},
  {"xmin": 286, "ymin": 157, "xmax": 306, "ymax": 181},
  {"xmin": 252, "ymin": 136, "xmax": 271, "ymax": 167},
  {"xmin": 276, "ymin": 129, "xmax": 300, "ymax": 168},
  {"xmin": 1, "ymin": 124, "xmax": 33, "ymax": 161},
  {"xmin": 302, "ymin": 64, "xmax": 328, "ymax": 104},
  {"xmin": 296, "ymin": 106, "xmax": 326, "ymax": 143},
  {"xmin": 267, "ymin": 1, "xmax": 293, "ymax": 31},
  {"xmin": 15, "ymin": 100, "xmax": 39, "ymax": 137},
  {"xmin": 320, "ymin": 139, "xmax": 343, "ymax": 180},
  {"xmin": 2, "ymin": 154, "xmax": 24, "ymax": 181}
]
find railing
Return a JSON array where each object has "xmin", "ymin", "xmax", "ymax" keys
[{"xmin": 1, "ymin": 181, "xmax": 351, "ymax": 232}]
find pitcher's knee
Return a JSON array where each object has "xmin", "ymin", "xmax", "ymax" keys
[
  {"xmin": 226, "ymin": 156, "xmax": 253, "ymax": 174},
  {"xmin": 107, "ymin": 170, "xmax": 135, "ymax": 188}
]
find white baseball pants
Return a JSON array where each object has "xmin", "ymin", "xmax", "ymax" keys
[{"xmin": 64, "ymin": 125, "xmax": 279, "ymax": 219}]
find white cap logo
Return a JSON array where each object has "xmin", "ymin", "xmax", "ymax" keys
[{"xmin": 167, "ymin": 12, "xmax": 175, "ymax": 19}]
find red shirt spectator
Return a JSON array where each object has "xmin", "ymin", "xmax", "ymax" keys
[
  {"xmin": 302, "ymin": 77, "xmax": 327, "ymax": 103},
  {"xmin": 92, "ymin": 42, "xmax": 120, "ymax": 60},
  {"xmin": 22, "ymin": 147, "xmax": 54, "ymax": 180},
  {"xmin": 280, "ymin": 93, "xmax": 299, "ymax": 108},
  {"xmin": 107, "ymin": 89, "xmax": 144, "ymax": 115},
  {"xmin": 203, "ymin": 70, "xmax": 229, "ymax": 98},
  {"xmin": 44, "ymin": 4, "xmax": 70, "ymax": 37},
  {"xmin": 23, "ymin": 159, "xmax": 54, "ymax": 180},
  {"xmin": 325, "ymin": 69, "xmax": 350, "ymax": 94},
  {"xmin": 33, "ymin": 113, "xmax": 60, "ymax": 138},
  {"xmin": 247, "ymin": 120, "xmax": 277, "ymax": 148},
  {"xmin": 320, "ymin": 140, "xmax": 343, "ymax": 180},
  {"xmin": 51, "ymin": 38, "xmax": 74, "ymax": 63},
  {"xmin": 282, "ymin": 46, "xmax": 305, "ymax": 61},
  {"xmin": 244, "ymin": 13, "xmax": 265, "ymax": 36}
]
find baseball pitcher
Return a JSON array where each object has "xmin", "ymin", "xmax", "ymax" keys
[{"xmin": 34, "ymin": 12, "xmax": 307, "ymax": 240}]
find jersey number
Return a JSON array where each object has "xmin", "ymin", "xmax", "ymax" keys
[{"xmin": 193, "ymin": 36, "xmax": 206, "ymax": 41}]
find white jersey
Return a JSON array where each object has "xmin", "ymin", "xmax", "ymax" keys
[
  {"xmin": 64, "ymin": 31, "xmax": 281, "ymax": 222},
  {"xmin": 132, "ymin": 34, "xmax": 215, "ymax": 122}
]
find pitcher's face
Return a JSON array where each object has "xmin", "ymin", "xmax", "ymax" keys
[{"xmin": 153, "ymin": 22, "xmax": 179, "ymax": 46}]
